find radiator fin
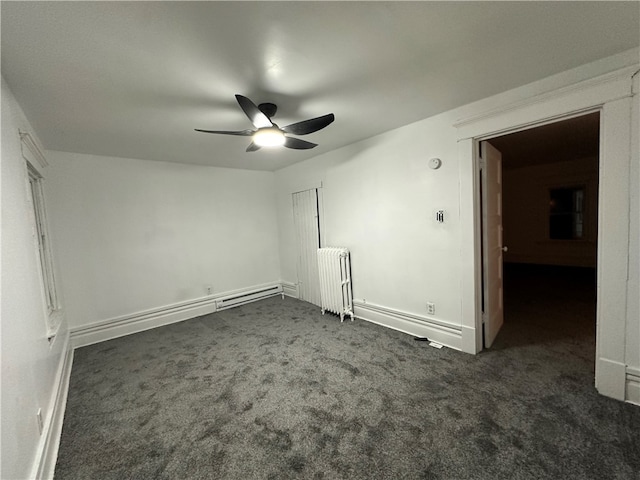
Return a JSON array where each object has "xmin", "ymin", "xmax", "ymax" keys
[{"xmin": 317, "ymin": 247, "xmax": 353, "ymax": 322}]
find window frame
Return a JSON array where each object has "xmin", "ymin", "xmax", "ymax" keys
[
  {"xmin": 21, "ymin": 130, "xmax": 62, "ymax": 340},
  {"xmin": 28, "ymin": 165, "xmax": 59, "ymax": 313},
  {"xmin": 548, "ymin": 184, "xmax": 587, "ymax": 240}
]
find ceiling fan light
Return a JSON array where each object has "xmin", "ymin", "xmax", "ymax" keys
[{"xmin": 253, "ymin": 127, "xmax": 285, "ymax": 147}]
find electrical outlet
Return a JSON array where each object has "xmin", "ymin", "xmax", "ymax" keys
[
  {"xmin": 206, "ymin": 285, "xmax": 212, "ymax": 295},
  {"xmin": 36, "ymin": 408, "xmax": 43, "ymax": 435},
  {"xmin": 426, "ymin": 302, "xmax": 435, "ymax": 315}
]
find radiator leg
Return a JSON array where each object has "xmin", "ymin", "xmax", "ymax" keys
[
  {"xmin": 281, "ymin": 292, "xmax": 284, "ymax": 299},
  {"xmin": 321, "ymin": 308, "xmax": 325, "ymax": 315}
]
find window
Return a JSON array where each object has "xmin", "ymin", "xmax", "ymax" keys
[
  {"xmin": 549, "ymin": 186, "xmax": 585, "ymax": 240},
  {"xmin": 27, "ymin": 164, "xmax": 61, "ymax": 336},
  {"xmin": 20, "ymin": 130, "xmax": 62, "ymax": 339}
]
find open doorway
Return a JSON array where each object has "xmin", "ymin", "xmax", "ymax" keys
[
  {"xmin": 458, "ymin": 70, "xmax": 632, "ymax": 400},
  {"xmin": 481, "ymin": 113, "xmax": 600, "ymax": 364}
]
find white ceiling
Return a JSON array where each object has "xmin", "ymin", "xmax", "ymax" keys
[{"xmin": 2, "ymin": 2, "xmax": 638, "ymax": 171}]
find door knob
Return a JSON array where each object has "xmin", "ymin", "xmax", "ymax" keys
[{"xmin": 501, "ymin": 246, "xmax": 508, "ymax": 252}]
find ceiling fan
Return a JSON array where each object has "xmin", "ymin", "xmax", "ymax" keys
[{"xmin": 195, "ymin": 94, "xmax": 335, "ymax": 152}]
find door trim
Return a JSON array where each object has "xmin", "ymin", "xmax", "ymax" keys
[{"xmin": 457, "ymin": 66, "xmax": 635, "ymax": 402}]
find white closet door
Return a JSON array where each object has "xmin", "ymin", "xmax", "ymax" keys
[{"xmin": 293, "ymin": 189, "xmax": 321, "ymax": 306}]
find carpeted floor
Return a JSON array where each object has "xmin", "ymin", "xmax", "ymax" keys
[{"xmin": 55, "ymin": 266, "xmax": 640, "ymax": 479}]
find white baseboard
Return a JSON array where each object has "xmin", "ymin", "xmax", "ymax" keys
[
  {"xmin": 626, "ymin": 367, "xmax": 640, "ymax": 406},
  {"xmin": 71, "ymin": 297, "xmax": 218, "ymax": 348},
  {"xmin": 282, "ymin": 281, "xmax": 299, "ymax": 299},
  {"xmin": 460, "ymin": 325, "xmax": 481, "ymax": 354},
  {"xmin": 31, "ymin": 334, "xmax": 74, "ymax": 480},
  {"xmin": 596, "ymin": 357, "xmax": 627, "ymax": 401},
  {"xmin": 353, "ymin": 301, "xmax": 462, "ymax": 351},
  {"xmin": 71, "ymin": 282, "xmax": 281, "ymax": 348}
]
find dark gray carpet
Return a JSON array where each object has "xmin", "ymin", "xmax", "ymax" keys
[{"xmin": 55, "ymin": 267, "xmax": 639, "ymax": 479}]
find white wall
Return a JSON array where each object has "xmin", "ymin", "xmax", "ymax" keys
[
  {"xmin": 277, "ymin": 114, "xmax": 462, "ymax": 324},
  {"xmin": 502, "ymin": 157, "xmax": 599, "ymax": 267},
  {"xmin": 275, "ymin": 51, "xmax": 640, "ymax": 399},
  {"xmin": 45, "ymin": 151, "xmax": 281, "ymax": 331},
  {"xmin": 1, "ymin": 78, "xmax": 69, "ymax": 479}
]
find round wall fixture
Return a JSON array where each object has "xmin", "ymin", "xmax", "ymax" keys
[{"xmin": 429, "ymin": 158, "xmax": 442, "ymax": 169}]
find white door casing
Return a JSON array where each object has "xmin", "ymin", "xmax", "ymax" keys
[
  {"xmin": 456, "ymin": 65, "xmax": 635, "ymax": 401},
  {"xmin": 481, "ymin": 141, "xmax": 505, "ymax": 348}
]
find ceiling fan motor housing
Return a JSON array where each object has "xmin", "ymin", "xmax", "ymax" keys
[{"xmin": 258, "ymin": 102, "xmax": 278, "ymax": 118}]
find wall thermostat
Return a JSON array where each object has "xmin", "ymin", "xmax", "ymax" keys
[{"xmin": 429, "ymin": 158, "xmax": 442, "ymax": 169}]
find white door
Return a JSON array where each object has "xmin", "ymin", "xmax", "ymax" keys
[
  {"xmin": 481, "ymin": 141, "xmax": 505, "ymax": 348},
  {"xmin": 292, "ymin": 189, "xmax": 322, "ymax": 306}
]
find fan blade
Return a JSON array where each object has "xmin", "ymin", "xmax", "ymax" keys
[
  {"xmin": 284, "ymin": 137, "xmax": 317, "ymax": 150},
  {"xmin": 235, "ymin": 94, "xmax": 273, "ymax": 129},
  {"xmin": 195, "ymin": 129, "xmax": 254, "ymax": 136},
  {"xmin": 246, "ymin": 142, "xmax": 262, "ymax": 152},
  {"xmin": 281, "ymin": 113, "xmax": 335, "ymax": 135}
]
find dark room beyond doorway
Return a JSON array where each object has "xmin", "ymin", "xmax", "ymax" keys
[{"xmin": 487, "ymin": 112, "xmax": 600, "ymax": 370}]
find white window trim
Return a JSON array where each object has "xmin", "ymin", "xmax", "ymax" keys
[
  {"xmin": 20, "ymin": 129, "xmax": 48, "ymax": 168},
  {"xmin": 22, "ymin": 131, "xmax": 62, "ymax": 340}
]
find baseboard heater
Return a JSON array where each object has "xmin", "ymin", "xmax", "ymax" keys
[
  {"xmin": 317, "ymin": 247, "xmax": 354, "ymax": 322},
  {"xmin": 215, "ymin": 284, "xmax": 283, "ymax": 311}
]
